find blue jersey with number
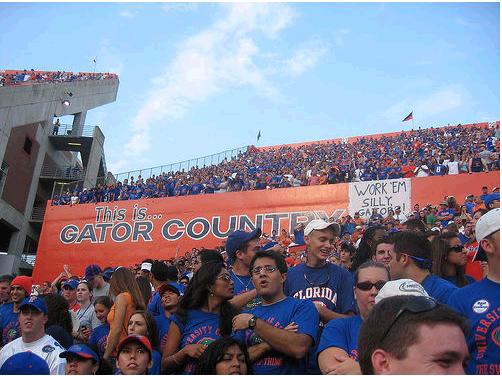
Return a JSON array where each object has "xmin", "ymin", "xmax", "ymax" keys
[
  {"xmin": 448, "ymin": 278, "xmax": 500, "ymax": 375},
  {"xmin": 244, "ymin": 297, "xmax": 319, "ymax": 374},
  {"xmin": 317, "ymin": 315, "xmax": 362, "ymax": 362}
]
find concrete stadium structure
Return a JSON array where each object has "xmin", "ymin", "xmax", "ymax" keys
[{"xmin": 0, "ymin": 75, "xmax": 119, "ymax": 275}]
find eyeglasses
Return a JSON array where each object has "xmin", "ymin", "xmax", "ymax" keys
[
  {"xmin": 251, "ymin": 266, "xmax": 278, "ymax": 276},
  {"xmin": 449, "ymin": 245, "xmax": 464, "ymax": 253},
  {"xmin": 216, "ymin": 273, "xmax": 232, "ymax": 282},
  {"xmin": 380, "ymin": 296, "xmax": 437, "ymax": 343},
  {"xmin": 356, "ymin": 280, "xmax": 387, "ymax": 291}
]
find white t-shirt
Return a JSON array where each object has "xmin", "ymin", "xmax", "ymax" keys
[
  {"xmin": 0, "ymin": 334, "xmax": 66, "ymax": 375},
  {"xmin": 447, "ymin": 161, "xmax": 459, "ymax": 175}
]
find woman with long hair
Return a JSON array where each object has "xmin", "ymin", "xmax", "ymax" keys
[
  {"xmin": 75, "ymin": 281, "xmax": 100, "ymax": 343},
  {"xmin": 127, "ymin": 310, "xmax": 162, "ymax": 374},
  {"xmin": 431, "ymin": 232, "xmax": 475, "ymax": 287},
  {"xmin": 161, "ymin": 261, "xmax": 239, "ymax": 374},
  {"xmin": 195, "ymin": 337, "xmax": 252, "ymax": 375},
  {"xmin": 103, "ymin": 267, "xmax": 145, "ymax": 362},
  {"xmin": 135, "ymin": 276, "xmax": 152, "ymax": 308},
  {"xmin": 43, "ymin": 293, "xmax": 73, "ymax": 349},
  {"xmin": 350, "ymin": 225, "xmax": 387, "ymax": 271},
  {"xmin": 88, "ymin": 295, "xmax": 113, "ymax": 358},
  {"xmin": 318, "ymin": 261, "xmax": 391, "ymax": 374}
]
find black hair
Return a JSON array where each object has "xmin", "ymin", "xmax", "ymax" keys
[
  {"xmin": 151, "ymin": 261, "xmax": 169, "ymax": 282},
  {"xmin": 199, "ymin": 249, "xmax": 224, "ymax": 264},
  {"xmin": 392, "ymin": 231, "xmax": 432, "ymax": 270},
  {"xmin": 0, "ymin": 275, "xmax": 14, "ymax": 284},
  {"xmin": 175, "ymin": 261, "xmax": 238, "ymax": 337},
  {"xmin": 249, "ymin": 250, "xmax": 287, "ymax": 274},
  {"xmin": 94, "ymin": 295, "xmax": 113, "ymax": 310},
  {"xmin": 402, "ymin": 218, "xmax": 427, "ymax": 233},
  {"xmin": 166, "ymin": 265, "xmax": 179, "ymax": 282},
  {"xmin": 43, "ymin": 293, "xmax": 73, "ymax": 335},
  {"xmin": 195, "ymin": 338, "xmax": 252, "ymax": 375},
  {"xmin": 351, "ymin": 225, "xmax": 387, "ymax": 271}
]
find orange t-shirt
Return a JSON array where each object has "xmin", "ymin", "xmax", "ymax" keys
[{"xmin": 107, "ymin": 292, "xmax": 135, "ymax": 356}]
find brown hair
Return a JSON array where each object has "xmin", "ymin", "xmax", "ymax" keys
[
  {"xmin": 431, "ymin": 232, "xmax": 469, "ymax": 287},
  {"xmin": 109, "ymin": 267, "xmax": 145, "ymax": 310}
]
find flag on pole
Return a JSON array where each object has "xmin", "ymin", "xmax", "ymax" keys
[
  {"xmin": 402, "ymin": 111, "xmax": 413, "ymax": 122},
  {"xmin": 257, "ymin": 130, "xmax": 261, "ymax": 142}
]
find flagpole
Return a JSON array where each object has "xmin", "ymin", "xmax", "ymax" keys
[{"xmin": 93, "ymin": 57, "xmax": 97, "ymax": 74}]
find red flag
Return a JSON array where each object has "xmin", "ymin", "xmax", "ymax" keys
[{"xmin": 402, "ymin": 111, "xmax": 413, "ymax": 122}]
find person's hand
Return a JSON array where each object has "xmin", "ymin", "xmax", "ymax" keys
[
  {"xmin": 232, "ymin": 313, "xmax": 254, "ymax": 331},
  {"xmin": 63, "ymin": 264, "xmax": 71, "ymax": 277},
  {"xmin": 284, "ymin": 322, "xmax": 298, "ymax": 332},
  {"xmin": 327, "ymin": 354, "xmax": 361, "ymax": 375},
  {"xmin": 182, "ymin": 343, "xmax": 207, "ymax": 359},
  {"xmin": 80, "ymin": 327, "xmax": 91, "ymax": 341}
]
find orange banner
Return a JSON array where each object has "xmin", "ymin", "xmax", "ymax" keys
[{"xmin": 32, "ymin": 172, "xmax": 499, "ymax": 282}]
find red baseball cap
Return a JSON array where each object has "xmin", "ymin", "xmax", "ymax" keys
[{"xmin": 117, "ymin": 335, "xmax": 152, "ymax": 357}]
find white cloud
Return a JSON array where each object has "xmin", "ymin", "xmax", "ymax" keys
[
  {"xmin": 124, "ymin": 3, "xmax": 301, "ymax": 156},
  {"xmin": 284, "ymin": 40, "xmax": 328, "ymax": 77},
  {"xmin": 119, "ymin": 9, "xmax": 136, "ymax": 19},
  {"xmin": 379, "ymin": 85, "xmax": 469, "ymax": 123},
  {"xmin": 334, "ymin": 28, "xmax": 350, "ymax": 47}
]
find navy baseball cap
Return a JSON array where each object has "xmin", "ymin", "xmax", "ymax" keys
[
  {"xmin": 62, "ymin": 279, "xmax": 79, "ymax": 290},
  {"xmin": 60, "ymin": 344, "xmax": 99, "ymax": 363},
  {"xmin": 85, "ymin": 264, "xmax": 102, "ymax": 280},
  {"xmin": 483, "ymin": 192, "xmax": 500, "ymax": 208},
  {"xmin": 19, "ymin": 296, "xmax": 48, "ymax": 315},
  {"xmin": 0, "ymin": 352, "xmax": 50, "ymax": 375},
  {"xmin": 225, "ymin": 228, "xmax": 262, "ymax": 264},
  {"xmin": 261, "ymin": 241, "xmax": 278, "ymax": 251},
  {"xmin": 158, "ymin": 281, "xmax": 183, "ymax": 297}
]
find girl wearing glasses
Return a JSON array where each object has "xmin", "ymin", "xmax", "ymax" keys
[
  {"xmin": 162, "ymin": 261, "xmax": 240, "ymax": 374},
  {"xmin": 317, "ymin": 261, "xmax": 390, "ymax": 375},
  {"xmin": 431, "ymin": 232, "xmax": 475, "ymax": 287}
]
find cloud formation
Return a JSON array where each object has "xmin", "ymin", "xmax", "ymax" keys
[{"xmin": 123, "ymin": 3, "xmax": 325, "ymax": 160}]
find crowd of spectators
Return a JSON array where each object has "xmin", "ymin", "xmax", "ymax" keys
[
  {"xmin": 52, "ymin": 122, "xmax": 499, "ymax": 206},
  {"xmin": 0, "ymin": 186, "xmax": 499, "ymax": 374},
  {"xmin": 0, "ymin": 69, "xmax": 118, "ymax": 86}
]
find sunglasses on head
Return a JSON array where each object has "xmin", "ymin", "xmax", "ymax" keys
[
  {"xmin": 356, "ymin": 280, "xmax": 387, "ymax": 291},
  {"xmin": 449, "ymin": 245, "xmax": 464, "ymax": 253},
  {"xmin": 380, "ymin": 296, "xmax": 437, "ymax": 342}
]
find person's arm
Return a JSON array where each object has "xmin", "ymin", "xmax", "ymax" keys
[
  {"xmin": 228, "ymin": 289, "xmax": 257, "ymax": 310},
  {"xmin": 233, "ymin": 314, "xmax": 312, "ymax": 359},
  {"xmin": 103, "ymin": 293, "xmax": 127, "ymax": 360},
  {"xmin": 314, "ymin": 302, "xmax": 353, "ymax": 322},
  {"xmin": 161, "ymin": 322, "xmax": 206, "ymax": 373},
  {"xmin": 318, "ymin": 347, "xmax": 361, "ymax": 375},
  {"xmin": 468, "ymin": 158, "xmax": 473, "ymax": 173}
]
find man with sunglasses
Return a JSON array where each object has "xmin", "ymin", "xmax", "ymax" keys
[
  {"xmin": 284, "ymin": 219, "xmax": 355, "ymax": 374},
  {"xmin": 387, "ymin": 231, "xmax": 457, "ymax": 304},
  {"xmin": 232, "ymin": 250, "xmax": 319, "ymax": 374},
  {"xmin": 358, "ymin": 295, "xmax": 469, "ymax": 374},
  {"xmin": 448, "ymin": 208, "xmax": 500, "ymax": 375}
]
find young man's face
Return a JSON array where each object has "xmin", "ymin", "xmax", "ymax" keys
[
  {"xmin": 0, "ymin": 281, "xmax": 10, "ymax": 302},
  {"xmin": 19, "ymin": 307, "xmax": 47, "ymax": 336},
  {"xmin": 10, "ymin": 285, "xmax": 27, "ymax": 304},
  {"xmin": 65, "ymin": 356, "xmax": 98, "ymax": 375},
  {"xmin": 251, "ymin": 257, "xmax": 285, "ymax": 301},
  {"xmin": 373, "ymin": 243, "xmax": 394, "ymax": 268},
  {"xmin": 305, "ymin": 229, "xmax": 335, "ymax": 262}
]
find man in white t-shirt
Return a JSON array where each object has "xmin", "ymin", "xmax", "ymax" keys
[{"xmin": 0, "ymin": 296, "xmax": 66, "ymax": 375}]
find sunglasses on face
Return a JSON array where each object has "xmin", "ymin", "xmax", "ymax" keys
[
  {"xmin": 449, "ymin": 245, "xmax": 464, "ymax": 253},
  {"xmin": 356, "ymin": 280, "xmax": 387, "ymax": 291},
  {"xmin": 380, "ymin": 297, "xmax": 437, "ymax": 342}
]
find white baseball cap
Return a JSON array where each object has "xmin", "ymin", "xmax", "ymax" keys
[
  {"xmin": 375, "ymin": 279, "xmax": 430, "ymax": 304},
  {"xmin": 141, "ymin": 262, "xmax": 152, "ymax": 272},
  {"xmin": 475, "ymin": 208, "xmax": 500, "ymax": 242},
  {"xmin": 304, "ymin": 219, "xmax": 340, "ymax": 237}
]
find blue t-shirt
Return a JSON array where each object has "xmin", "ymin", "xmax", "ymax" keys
[
  {"xmin": 421, "ymin": 274, "xmax": 458, "ymax": 305},
  {"xmin": 230, "ymin": 271, "xmax": 261, "ymax": 309},
  {"xmin": 147, "ymin": 292, "xmax": 163, "ymax": 317},
  {"xmin": 150, "ymin": 350, "xmax": 162, "ymax": 375},
  {"xmin": 88, "ymin": 323, "xmax": 109, "ymax": 358},
  {"xmin": 154, "ymin": 313, "xmax": 171, "ymax": 351},
  {"xmin": 437, "ymin": 208, "xmax": 455, "ymax": 227},
  {"xmin": 172, "ymin": 309, "xmax": 241, "ymax": 374},
  {"xmin": 0, "ymin": 303, "xmax": 20, "ymax": 346},
  {"xmin": 284, "ymin": 262, "xmax": 356, "ymax": 373},
  {"xmin": 317, "ymin": 315, "xmax": 362, "ymax": 361},
  {"xmin": 244, "ymin": 297, "xmax": 319, "ymax": 375},
  {"xmin": 448, "ymin": 278, "xmax": 500, "ymax": 375},
  {"xmin": 444, "ymin": 274, "xmax": 476, "ymax": 288},
  {"xmin": 293, "ymin": 229, "xmax": 305, "ymax": 245}
]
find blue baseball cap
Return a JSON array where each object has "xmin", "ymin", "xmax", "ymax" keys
[
  {"xmin": 225, "ymin": 228, "xmax": 262, "ymax": 264},
  {"xmin": 0, "ymin": 352, "xmax": 50, "ymax": 375},
  {"xmin": 158, "ymin": 281, "xmax": 184, "ymax": 297},
  {"xmin": 483, "ymin": 192, "xmax": 500, "ymax": 208},
  {"xmin": 60, "ymin": 344, "xmax": 99, "ymax": 363},
  {"xmin": 261, "ymin": 241, "xmax": 278, "ymax": 251},
  {"xmin": 84, "ymin": 264, "xmax": 102, "ymax": 280},
  {"xmin": 19, "ymin": 296, "xmax": 48, "ymax": 315},
  {"xmin": 62, "ymin": 279, "xmax": 79, "ymax": 290}
]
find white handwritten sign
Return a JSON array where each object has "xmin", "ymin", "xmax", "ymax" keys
[{"xmin": 349, "ymin": 178, "xmax": 411, "ymax": 218}]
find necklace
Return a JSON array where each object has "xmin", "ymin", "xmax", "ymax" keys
[{"xmin": 232, "ymin": 272, "xmax": 252, "ymax": 292}]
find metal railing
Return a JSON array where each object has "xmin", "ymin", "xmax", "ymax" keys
[
  {"xmin": 40, "ymin": 165, "xmax": 85, "ymax": 180},
  {"xmin": 50, "ymin": 123, "xmax": 95, "ymax": 137},
  {"xmin": 30, "ymin": 206, "xmax": 46, "ymax": 221},
  {"xmin": 114, "ymin": 146, "xmax": 249, "ymax": 182},
  {"xmin": 0, "ymin": 161, "xmax": 8, "ymax": 197}
]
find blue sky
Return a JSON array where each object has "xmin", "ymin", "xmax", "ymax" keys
[{"xmin": 1, "ymin": 2, "xmax": 499, "ymax": 175}]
